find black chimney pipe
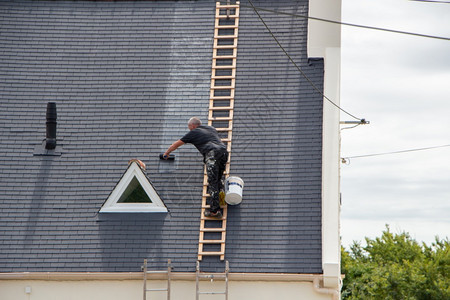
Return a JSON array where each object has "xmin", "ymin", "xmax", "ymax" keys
[{"xmin": 45, "ymin": 102, "xmax": 57, "ymax": 150}]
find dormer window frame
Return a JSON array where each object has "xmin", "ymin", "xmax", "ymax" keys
[{"xmin": 99, "ymin": 162, "xmax": 167, "ymax": 213}]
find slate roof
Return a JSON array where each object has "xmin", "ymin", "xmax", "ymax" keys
[{"xmin": 0, "ymin": 0, "xmax": 324, "ymax": 274}]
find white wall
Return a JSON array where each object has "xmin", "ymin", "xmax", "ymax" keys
[
  {"xmin": 308, "ymin": 0, "xmax": 341, "ymax": 58},
  {"xmin": 0, "ymin": 279, "xmax": 334, "ymax": 300},
  {"xmin": 308, "ymin": 0, "xmax": 342, "ymax": 290},
  {"xmin": 321, "ymin": 47, "xmax": 342, "ymax": 289}
]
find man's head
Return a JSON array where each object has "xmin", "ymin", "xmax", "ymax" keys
[{"xmin": 188, "ymin": 117, "xmax": 202, "ymax": 131}]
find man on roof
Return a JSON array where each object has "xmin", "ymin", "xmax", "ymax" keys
[{"xmin": 164, "ymin": 117, "xmax": 228, "ymax": 218}]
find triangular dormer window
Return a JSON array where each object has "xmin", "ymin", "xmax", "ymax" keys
[{"xmin": 99, "ymin": 161, "xmax": 167, "ymax": 213}]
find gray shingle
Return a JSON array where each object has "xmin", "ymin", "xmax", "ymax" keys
[{"xmin": 0, "ymin": 0, "xmax": 323, "ymax": 274}]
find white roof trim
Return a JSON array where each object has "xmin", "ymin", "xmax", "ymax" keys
[{"xmin": 99, "ymin": 162, "xmax": 167, "ymax": 213}]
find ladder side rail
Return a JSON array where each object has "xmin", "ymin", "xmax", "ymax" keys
[
  {"xmin": 167, "ymin": 259, "xmax": 172, "ymax": 300},
  {"xmin": 196, "ymin": 261, "xmax": 200, "ymax": 300},
  {"xmin": 143, "ymin": 259, "xmax": 147, "ymax": 300},
  {"xmin": 225, "ymin": 260, "xmax": 229, "ymax": 300}
]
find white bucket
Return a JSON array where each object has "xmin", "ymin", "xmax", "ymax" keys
[{"xmin": 225, "ymin": 176, "xmax": 244, "ymax": 205}]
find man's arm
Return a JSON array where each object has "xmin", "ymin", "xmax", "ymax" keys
[{"xmin": 163, "ymin": 139, "xmax": 185, "ymax": 158}]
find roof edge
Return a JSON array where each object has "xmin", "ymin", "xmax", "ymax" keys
[{"xmin": 0, "ymin": 272, "xmax": 327, "ymax": 282}]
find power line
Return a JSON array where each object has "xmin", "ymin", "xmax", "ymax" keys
[
  {"xmin": 409, "ymin": 0, "xmax": 450, "ymax": 4},
  {"xmin": 241, "ymin": 3, "xmax": 450, "ymax": 41},
  {"xmin": 247, "ymin": 0, "xmax": 363, "ymax": 121},
  {"xmin": 342, "ymin": 144, "xmax": 450, "ymax": 161}
]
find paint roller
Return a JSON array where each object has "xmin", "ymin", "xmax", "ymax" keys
[{"xmin": 159, "ymin": 153, "xmax": 175, "ymax": 160}]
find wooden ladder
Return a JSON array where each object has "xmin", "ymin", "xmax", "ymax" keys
[{"xmin": 198, "ymin": 1, "xmax": 240, "ymax": 261}]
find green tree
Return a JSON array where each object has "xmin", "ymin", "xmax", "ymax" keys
[{"xmin": 341, "ymin": 225, "xmax": 449, "ymax": 300}]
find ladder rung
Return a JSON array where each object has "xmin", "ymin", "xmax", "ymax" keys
[
  {"xmin": 198, "ymin": 251, "xmax": 225, "ymax": 256},
  {"xmin": 210, "ymin": 97, "xmax": 234, "ymax": 101},
  {"xmin": 209, "ymin": 117, "xmax": 232, "ymax": 121},
  {"xmin": 216, "ymin": 15, "xmax": 239, "ymax": 20},
  {"xmin": 146, "ymin": 288, "xmax": 168, "ymax": 292},
  {"xmin": 199, "ymin": 239, "xmax": 225, "ymax": 244},
  {"xmin": 217, "ymin": 4, "xmax": 240, "ymax": 9},
  {"xmin": 215, "ymin": 35, "xmax": 238, "ymax": 39},
  {"xmin": 200, "ymin": 227, "xmax": 226, "ymax": 232},
  {"xmin": 211, "ymin": 75, "xmax": 235, "ymax": 79},
  {"xmin": 146, "ymin": 270, "xmax": 169, "ymax": 274},
  {"xmin": 198, "ymin": 291, "xmax": 227, "ymax": 295},
  {"xmin": 196, "ymin": 273, "xmax": 227, "ymax": 279},
  {"xmin": 215, "ymin": 127, "xmax": 232, "ymax": 131},
  {"xmin": 211, "ymin": 85, "xmax": 234, "ymax": 90},
  {"xmin": 201, "ymin": 220, "xmax": 227, "ymax": 227},
  {"xmin": 215, "ymin": 25, "xmax": 238, "ymax": 29},
  {"xmin": 213, "ymin": 55, "xmax": 236, "ymax": 59},
  {"xmin": 210, "ymin": 108, "xmax": 234, "ymax": 112},
  {"xmin": 214, "ymin": 45, "xmax": 237, "ymax": 49},
  {"xmin": 212, "ymin": 65, "xmax": 236, "ymax": 70}
]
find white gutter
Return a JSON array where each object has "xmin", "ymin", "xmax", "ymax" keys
[
  {"xmin": 0, "ymin": 272, "xmax": 325, "ymax": 282},
  {"xmin": 313, "ymin": 277, "xmax": 340, "ymax": 300}
]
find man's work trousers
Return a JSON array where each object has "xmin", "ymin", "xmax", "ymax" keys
[{"xmin": 204, "ymin": 149, "xmax": 228, "ymax": 213}]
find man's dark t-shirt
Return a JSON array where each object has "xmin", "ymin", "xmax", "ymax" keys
[{"xmin": 181, "ymin": 125, "xmax": 227, "ymax": 156}]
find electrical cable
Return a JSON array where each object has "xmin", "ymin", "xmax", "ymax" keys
[
  {"xmin": 409, "ymin": 0, "xmax": 450, "ymax": 4},
  {"xmin": 241, "ymin": 3, "xmax": 450, "ymax": 41},
  {"xmin": 342, "ymin": 144, "xmax": 450, "ymax": 160},
  {"xmin": 244, "ymin": 2, "xmax": 450, "ymax": 161},
  {"xmin": 247, "ymin": 0, "xmax": 363, "ymax": 121},
  {"xmin": 341, "ymin": 123, "xmax": 362, "ymax": 130}
]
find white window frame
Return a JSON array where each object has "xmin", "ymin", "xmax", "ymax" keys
[{"xmin": 99, "ymin": 162, "xmax": 167, "ymax": 213}]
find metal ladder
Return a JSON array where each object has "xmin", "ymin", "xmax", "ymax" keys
[
  {"xmin": 196, "ymin": 260, "xmax": 230, "ymax": 300},
  {"xmin": 198, "ymin": 0, "xmax": 240, "ymax": 262},
  {"xmin": 143, "ymin": 259, "xmax": 172, "ymax": 300}
]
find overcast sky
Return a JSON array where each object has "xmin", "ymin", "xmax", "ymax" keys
[{"xmin": 340, "ymin": 0, "xmax": 450, "ymax": 247}]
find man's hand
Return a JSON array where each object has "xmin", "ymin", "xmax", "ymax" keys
[
  {"xmin": 164, "ymin": 140, "xmax": 185, "ymax": 159},
  {"xmin": 128, "ymin": 159, "xmax": 146, "ymax": 170}
]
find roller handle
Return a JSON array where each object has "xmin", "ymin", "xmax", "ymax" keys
[{"xmin": 159, "ymin": 153, "xmax": 175, "ymax": 160}]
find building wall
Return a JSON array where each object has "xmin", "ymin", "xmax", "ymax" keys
[
  {"xmin": 308, "ymin": 0, "xmax": 342, "ymax": 290},
  {"xmin": 0, "ymin": 279, "xmax": 333, "ymax": 300}
]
